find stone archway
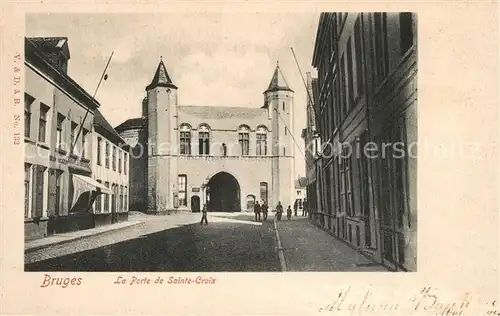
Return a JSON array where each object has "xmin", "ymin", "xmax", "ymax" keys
[{"xmin": 207, "ymin": 172, "xmax": 241, "ymax": 212}]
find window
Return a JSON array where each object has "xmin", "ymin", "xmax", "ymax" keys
[
  {"xmin": 24, "ymin": 164, "xmax": 31, "ymax": 218},
  {"xmin": 198, "ymin": 126, "xmax": 210, "ymax": 155},
  {"xmin": 112, "ymin": 146, "xmax": 116, "ymax": 171},
  {"xmin": 124, "ymin": 153, "xmax": 127, "ymax": 175},
  {"xmin": 345, "ymin": 149, "xmax": 354, "ymax": 216},
  {"xmin": 178, "ymin": 175, "xmax": 187, "ymax": 206},
  {"xmin": 340, "ymin": 54, "xmax": 347, "ymax": 118},
  {"xmin": 180, "ymin": 125, "xmax": 191, "ymax": 155},
  {"xmin": 34, "ymin": 165, "xmax": 46, "ymax": 218},
  {"xmin": 104, "ymin": 181, "xmax": 110, "ymax": 212},
  {"xmin": 97, "ymin": 137, "xmax": 102, "ymax": 165},
  {"xmin": 238, "ymin": 126, "xmax": 249, "ymax": 156},
  {"xmin": 221, "ymin": 143, "xmax": 227, "ymax": 156},
  {"xmin": 354, "ymin": 17, "xmax": 364, "ymax": 96},
  {"xmin": 256, "ymin": 128, "xmax": 267, "ymax": 156},
  {"xmin": 38, "ymin": 103, "xmax": 49, "ymax": 142},
  {"xmin": 56, "ymin": 113, "xmax": 65, "ymax": 150},
  {"xmin": 105, "ymin": 142, "xmax": 110, "ymax": 168},
  {"xmin": 260, "ymin": 182, "xmax": 268, "ymax": 204},
  {"xmin": 283, "ymin": 147, "xmax": 286, "ymax": 156},
  {"xmin": 374, "ymin": 13, "xmax": 389, "ymax": 83},
  {"xmin": 55, "ymin": 170, "xmax": 62, "ymax": 216},
  {"xmin": 282, "ymin": 101, "xmax": 285, "ymax": 111},
  {"xmin": 347, "ymin": 38, "xmax": 354, "ymax": 107},
  {"xmin": 95, "ymin": 180, "xmax": 102, "ymax": 213},
  {"xmin": 124, "ymin": 186, "xmax": 128, "ymax": 212},
  {"xmin": 71, "ymin": 122, "xmax": 78, "ymax": 153},
  {"xmin": 284, "ymin": 126, "xmax": 287, "ymax": 135},
  {"xmin": 118, "ymin": 151, "xmax": 122, "ymax": 173},
  {"xmin": 120, "ymin": 185, "xmax": 124, "ymax": 211},
  {"xmin": 400, "ymin": 12, "xmax": 414, "ymax": 55},
  {"xmin": 82, "ymin": 129, "xmax": 88, "ymax": 158},
  {"xmin": 24, "ymin": 94, "xmax": 34, "ymax": 137},
  {"xmin": 297, "ymin": 190, "xmax": 301, "ymax": 196}
]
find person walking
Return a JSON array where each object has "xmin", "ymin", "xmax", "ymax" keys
[
  {"xmin": 287, "ymin": 205, "xmax": 292, "ymax": 220},
  {"xmin": 303, "ymin": 198, "xmax": 308, "ymax": 217},
  {"xmin": 200, "ymin": 203, "xmax": 208, "ymax": 225},
  {"xmin": 276, "ymin": 201, "xmax": 283, "ymax": 221},
  {"xmin": 262, "ymin": 201, "xmax": 268, "ymax": 221},
  {"xmin": 254, "ymin": 201, "xmax": 261, "ymax": 222},
  {"xmin": 293, "ymin": 200, "xmax": 298, "ymax": 217}
]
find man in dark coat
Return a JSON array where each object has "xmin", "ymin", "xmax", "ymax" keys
[
  {"xmin": 200, "ymin": 203, "xmax": 208, "ymax": 225},
  {"xmin": 276, "ymin": 201, "xmax": 283, "ymax": 221},
  {"xmin": 303, "ymin": 198, "xmax": 308, "ymax": 216},
  {"xmin": 262, "ymin": 202, "xmax": 269, "ymax": 221},
  {"xmin": 254, "ymin": 201, "xmax": 261, "ymax": 222},
  {"xmin": 293, "ymin": 200, "xmax": 298, "ymax": 216}
]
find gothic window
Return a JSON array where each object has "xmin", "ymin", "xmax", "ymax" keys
[
  {"xmin": 260, "ymin": 182, "xmax": 268, "ymax": 204},
  {"xmin": 256, "ymin": 126, "xmax": 267, "ymax": 156},
  {"xmin": 198, "ymin": 125, "xmax": 210, "ymax": 155},
  {"xmin": 178, "ymin": 174, "xmax": 187, "ymax": 206},
  {"xmin": 180, "ymin": 124, "xmax": 192, "ymax": 155},
  {"xmin": 239, "ymin": 126, "xmax": 250, "ymax": 156}
]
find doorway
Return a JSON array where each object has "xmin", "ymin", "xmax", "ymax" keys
[
  {"xmin": 246, "ymin": 194, "xmax": 256, "ymax": 212},
  {"xmin": 206, "ymin": 172, "xmax": 241, "ymax": 212},
  {"xmin": 191, "ymin": 195, "xmax": 201, "ymax": 213}
]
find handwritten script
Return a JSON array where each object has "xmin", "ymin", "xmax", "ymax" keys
[{"xmin": 318, "ymin": 287, "xmax": 498, "ymax": 316}]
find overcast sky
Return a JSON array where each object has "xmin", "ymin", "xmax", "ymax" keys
[{"xmin": 26, "ymin": 13, "xmax": 319, "ymax": 177}]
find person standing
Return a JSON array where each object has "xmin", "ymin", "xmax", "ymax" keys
[
  {"xmin": 293, "ymin": 200, "xmax": 298, "ymax": 217},
  {"xmin": 254, "ymin": 201, "xmax": 261, "ymax": 222},
  {"xmin": 303, "ymin": 198, "xmax": 307, "ymax": 217},
  {"xmin": 200, "ymin": 203, "xmax": 208, "ymax": 225},
  {"xmin": 262, "ymin": 201, "xmax": 268, "ymax": 221},
  {"xmin": 287, "ymin": 205, "xmax": 292, "ymax": 220},
  {"xmin": 276, "ymin": 201, "xmax": 283, "ymax": 221}
]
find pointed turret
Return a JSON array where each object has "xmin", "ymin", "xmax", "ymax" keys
[
  {"xmin": 146, "ymin": 58, "xmax": 178, "ymax": 90},
  {"xmin": 264, "ymin": 61, "xmax": 294, "ymax": 93}
]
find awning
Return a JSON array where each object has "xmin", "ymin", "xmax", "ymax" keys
[{"xmin": 73, "ymin": 174, "xmax": 112, "ymax": 194}]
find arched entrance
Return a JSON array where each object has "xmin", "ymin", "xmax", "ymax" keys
[
  {"xmin": 207, "ymin": 172, "xmax": 241, "ymax": 212},
  {"xmin": 191, "ymin": 195, "xmax": 200, "ymax": 213}
]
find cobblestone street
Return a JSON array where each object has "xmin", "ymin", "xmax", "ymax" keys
[
  {"xmin": 25, "ymin": 213, "xmax": 280, "ymax": 272},
  {"xmin": 26, "ymin": 212, "xmax": 387, "ymax": 272}
]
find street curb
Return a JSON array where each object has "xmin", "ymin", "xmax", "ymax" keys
[
  {"xmin": 24, "ymin": 221, "xmax": 144, "ymax": 254},
  {"xmin": 273, "ymin": 219, "xmax": 287, "ymax": 272}
]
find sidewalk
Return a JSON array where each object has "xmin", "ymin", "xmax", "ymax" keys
[
  {"xmin": 25, "ymin": 220, "xmax": 143, "ymax": 253},
  {"xmin": 275, "ymin": 217, "xmax": 388, "ymax": 272}
]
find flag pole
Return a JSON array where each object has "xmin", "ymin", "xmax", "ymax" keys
[
  {"xmin": 290, "ymin": 47, "xmax": 319, "ymax": 119},
  {"xmin": 70, "ymin": 51, "xmax": 114, "ymax": 155}
]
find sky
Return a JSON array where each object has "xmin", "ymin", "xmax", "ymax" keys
[{"xmin": 26, "ymin": 13, "xmax": 319, "ymax": 177}]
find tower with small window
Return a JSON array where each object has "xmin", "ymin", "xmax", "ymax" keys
[
  {"xmin": 263, "ymin": 61, "xmax": 295, "ymax": 208},
  {"xmin": 145, "ymin": 58, "xmax": 179, "ymax": 212}
]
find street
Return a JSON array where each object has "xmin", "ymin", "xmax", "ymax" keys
[{"xmin": 25, "ymin": 213, "xmax": 281, "ymax": 272}]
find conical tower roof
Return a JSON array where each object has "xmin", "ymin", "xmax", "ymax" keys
[
  {"xmin": 146, "ymin": 58, "xmax": 177, "ymax": 90},
  {"xmin": 264, "ymin": 62, "xmax": 294, "ymax": 93}
]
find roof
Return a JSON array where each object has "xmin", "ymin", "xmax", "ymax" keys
[
  {"xmin": 264, "ymin": 63, "xmax": 294, "ymax": 93},
  {"xmin": 115, "ymin": 117, "xmax": 147, "ymax": 132},
  {"xmin": 28, "ymin": 37, "xmax": 70, "ymax": 59},
  {"xmin": 93, "ymin": 110, "xmax": 127, "ymax": 145},
  {"xmin": 146, "ymin": 59, "xmax": 177, "ymax": 90},
  {"xmin": 24, "ymin": 37, "xmax": 100, "ymax": 111}
]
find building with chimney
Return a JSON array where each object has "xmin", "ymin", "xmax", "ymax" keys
[
  {"xmin": 310, "ymin": 13, "xmax": 417, "ymax": 271},
  {"xmin": 116, "ymin": 61, "xmax": 296, "ymax": 213}
]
